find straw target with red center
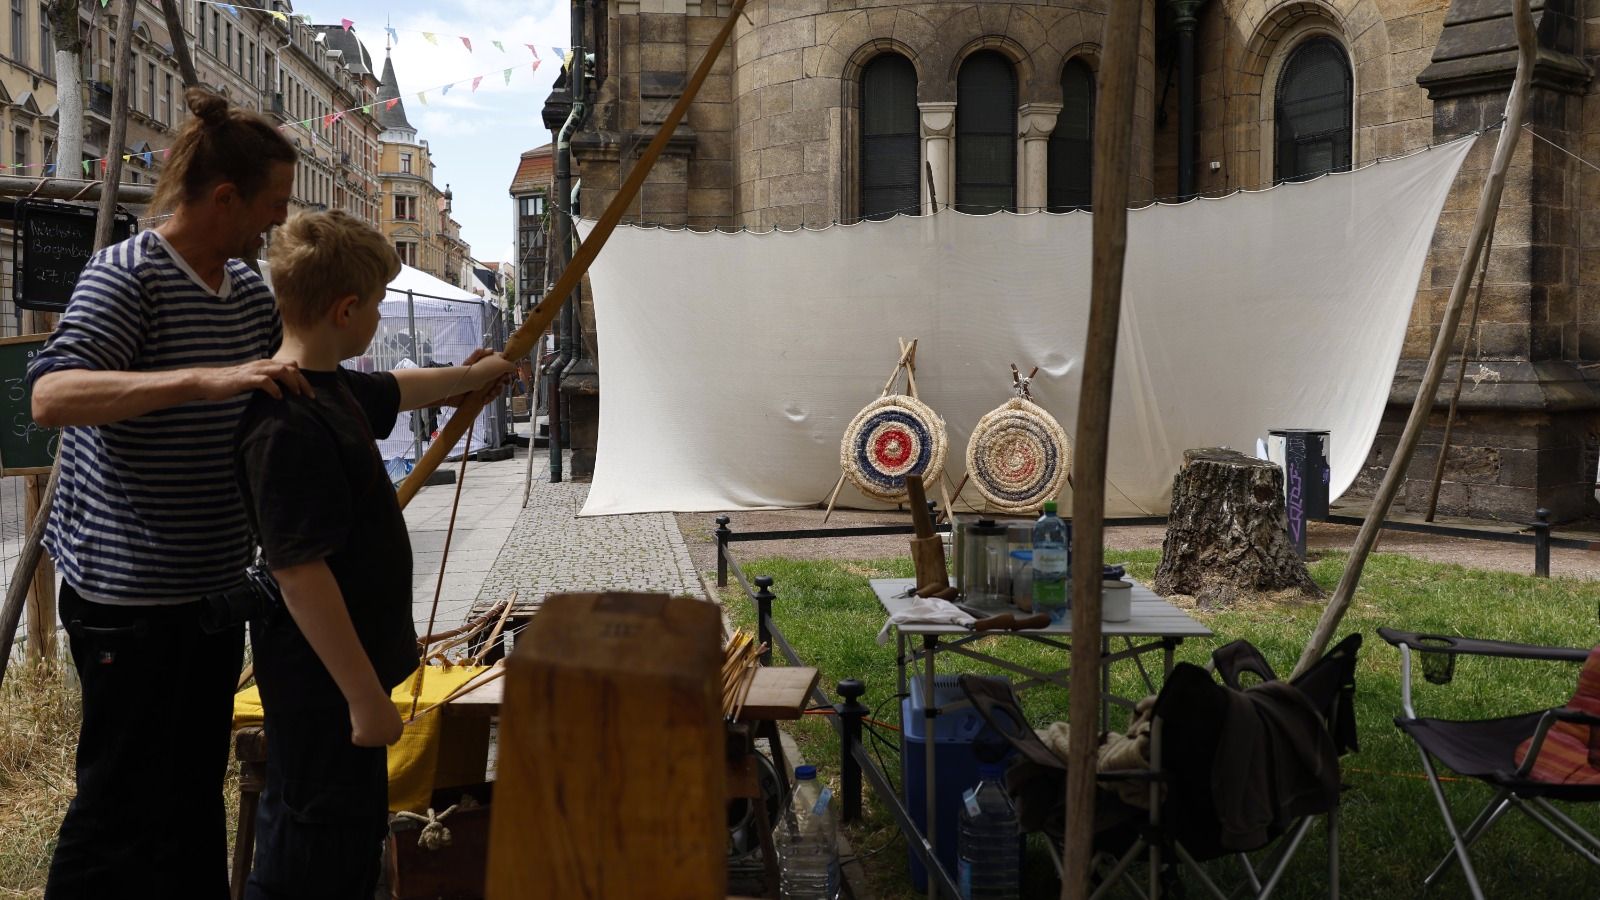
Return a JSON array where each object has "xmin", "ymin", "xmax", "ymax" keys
[
  {"xmin": 965, "ymin": 397, "xmax": 1070, "ymax": 513},
  {"xmin": 840, "ymin": 395, "xmax": 947, "ymax": 502}
]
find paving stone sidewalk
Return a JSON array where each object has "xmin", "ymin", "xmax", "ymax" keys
[{"xmin": 472, "ymin": 451, "xmax": 705, "ymax": 613}]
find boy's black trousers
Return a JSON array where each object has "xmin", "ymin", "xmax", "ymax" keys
[
  {"xmin": 244, "ymin": 687, "xmax": 388, "ymax": 898},
  {"xmin": 45, "ymin": 583, "xmax": 243, "ymax": 899}
]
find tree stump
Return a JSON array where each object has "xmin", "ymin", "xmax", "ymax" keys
[{"xmin": 1154, "ymin": 448, "xmax": 1321, "ymax": 608}]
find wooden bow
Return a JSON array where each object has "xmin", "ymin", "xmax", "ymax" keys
[{"xmin": 395, "ymin": 0, "xmax": 751, "ymax": 509}]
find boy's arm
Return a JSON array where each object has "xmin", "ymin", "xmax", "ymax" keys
[
  {"xmin": 392, "ymin": 354, "xmax": 516, "ymax": 412},
  {"xmin": 272, "ymin": 559, "xmax": 403, "ymax": 748}
]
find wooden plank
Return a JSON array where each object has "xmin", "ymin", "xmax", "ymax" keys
[{"xmin": 735, "ymin": 667, "xmax": 819, "ymax": 722}]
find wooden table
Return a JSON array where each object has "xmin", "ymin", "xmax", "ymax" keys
[{"xmin": 873, "ymin": 577, "xmax": 1211, "ymax": 885}]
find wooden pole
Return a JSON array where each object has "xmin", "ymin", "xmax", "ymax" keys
[
  {"xmin": 157, "ymin": 0, "xmax": 199, "ymax": 87},
  {"xmin": 94, "ymin": 0, "xmax": 137, "ymax": 251},
  {"xmin": 394, "ymin": 0, "xmax": 750, "ymax": 509},
  {"xmin": 1292, "ymin": 0, "xmax": 1536, "ymax": 678},
  {"xmin": 1424, "ymin": 224, "xmax": 1495, "ymax": 521},
  {"xmin": 1062, "ymin": 2, "xmax": 1143, "ymax": 898}
]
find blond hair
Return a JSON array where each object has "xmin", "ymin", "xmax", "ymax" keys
[
  {"xmin": 268, "ymin": 211, "xmax": 400, "ymax": 328},
  {"xmin": 150, "ymin": 88, "xmax": 297, "ymax": 215}
]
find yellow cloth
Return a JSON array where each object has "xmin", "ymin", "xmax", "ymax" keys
[{"xmin": 233, "ymin": 665, "xmax": 492, "ymax": 813}]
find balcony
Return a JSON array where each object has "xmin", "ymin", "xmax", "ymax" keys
[
  {"xmin": 87, "ymin": 81, "xmax": 113, "ymax": 119},
  {"xmin": 339, "ymin": 150, "xmax": 351, "ymax": 167}
]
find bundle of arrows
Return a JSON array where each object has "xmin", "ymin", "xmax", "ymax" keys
[{"xmin": 721, "ymin": 629, "xmax": 766, "ymax": 720}]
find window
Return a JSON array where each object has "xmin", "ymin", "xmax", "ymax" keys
[
  {"xmin": 38, "ymin": 3, "xmax": 51, "ymax": 78},
  {"xmin": 395, "ymin": 241, "xmax": 416, "ymax": 266},
  {"xmin": 394, "ymin": 195, "xmax": 416, "ymax": 220},
  {"xmin": 13, "ymin": 127, "xmax": 27, "ymax": 169},
  {"xmin": 955, "ymin": 51, "xmax": 1016, "ymax": 214},
  {"xmin": 519, "ymin": 195, "xmax": 544, "ymax": 218},
  {"xmin": 224, "ymin": 22, "xmax": 231, "ymax": 70},
  {"xmin": 42, "ymin": 136, "xmax": 52, "ymax": 174},
  {"xmin": 162, "ymin": 73, "xmax": 172, "ymax": 125},
  {"xmin": 1274, "ymin": 37, "xmax": 1352, "ymax": 183},
  {"xmin": 146, "ymin": 62, "xmax": 156, "ymax": 117},
  {"xmin": 400, "ymin": 152, "xmax": 412, "ymax": 174},
  {"xmin": 1048, "ymin": 60, "xmax": 1095, "ymax": 212},
  {"xmin": 858, "ymin": 53, "xmax": 919, "ymax": 221},
  {"xmin": 12, "ymin": 0, "xmax": 25, "ymax": 65},
  {"xmin": 207, "ymin": 7, "xmax": 216, "ymax": 55}
]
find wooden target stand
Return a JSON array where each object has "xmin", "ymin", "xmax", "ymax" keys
[{"xmin": 822, "ymin": 338, "xmax": 958, "ymax": 523}]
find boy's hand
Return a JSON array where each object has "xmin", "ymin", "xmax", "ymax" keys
[
  {"xmin": 441, "ymin": 350, "xmax": 516, "ymax": 407},
  {"xmin": 349, "ymin": 691, "xmax": 404, "ymax": 747}
]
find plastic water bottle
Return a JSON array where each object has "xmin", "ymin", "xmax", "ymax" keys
[
  {"xmin": 957, "ymin": 763, "xmax": 1022, "ymax": 899},
  {"xmin": 775, "ymin": 765, "xmax": 840, "ymax": 900},
  {"xmin": 1032, "ymin": 501, "xmax": 1069, "ymax": 622}
]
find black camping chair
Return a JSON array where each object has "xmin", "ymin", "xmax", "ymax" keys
[
  {"xmin": 958, "ymin": 633, "xmax": 1360, "ymax": 900},
  {"xmin": 1378, "ymin": 627, "xmax": 1600, "ymax": 899}
]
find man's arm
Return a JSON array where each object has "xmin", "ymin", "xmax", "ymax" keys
[
  {"xmin": 272, "ymin": 559, "xmax": 403, "ymax": 748},
  {"xmin": 32, "ymin": 360, "xmax": 314, "ymax": 428},
  {"xmin": 392, "ymin": 354, "xmax": 515, "ymax": 412}
]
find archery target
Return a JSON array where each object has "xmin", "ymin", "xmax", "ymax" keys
[
  {"xmin": 965, "ymin": 397, "xmax": 1070, "ymax": 513},
  {"xmin": 840, "ymin": 395, "xmax": 947, "ymax": 502}
]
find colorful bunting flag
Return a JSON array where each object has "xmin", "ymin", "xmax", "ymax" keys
[
  {"xmin": 362, "ymin": 104, "xmax": 373, "ymax": 114},
  {"xmin": 418, "ymin": 92, "xmax": 428, "ymax": 105},
  {"xmin": 532, "ymin": 58, "xmax": 541, "ymax": 73},
  {"xmin": 221, "ymin": 3, "xmax": 239, "ymax": 16},
  {"xmin": 340, "ymin": 18, "xmax": 353, "ymax": 31},
  {"xmin": 471, "ymin": 76, "xmax": 482, "ymax": 92},
  {"xmin": 460, "ymin": 36, "xmax": 472, "ymax": 52},
  {"xmin": 503, "ymin": 67, "xmax": 513, "ymax": 85},
  {"xmin": 142, "ymin": 151, "xmax": 153, "ymax": 166},
  {"xmin": 552, "ymin": 46, "xmax": 564, "ymax": 59},
  {"xmin": 442, "ymin": 83, "xmax": 452, "ymax": 95},
  {"xmin": 526, "ymin": 44, "xmax": 538, "ymax": 58},
  {"xmin": 386, "ymin": 98, "xmax": 399, "ymax": 110},
  {"xmin": 492, "ymin": 40, "xmax": 504, "ymax": 53},
  {"xmin": 423, "ymin": 32, "xmax": 438, "ymax": 45},
  {"xmin": 82, "ymin": 160, "xmax": 90, "ymax": 175},
  {"xmin": 270, "ymin": 11, "xmax": 286, "ymax": 23}
]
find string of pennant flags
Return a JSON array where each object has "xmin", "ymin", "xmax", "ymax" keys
[
  {"xmin": 0, "ymin": 52, "xmax": 551, "ymax": 176},
  {"xmin": 175, "ymin": 0, "xmax": 571, "ymax": 61}
]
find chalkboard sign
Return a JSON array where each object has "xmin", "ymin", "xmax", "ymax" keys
[
  {"xmin": 0, "ymin": 335, "xmax": 59, "ymax": 475},
  {"xmin": 14, "ymin": 199, "xmax": 135, "ymax": 313}
]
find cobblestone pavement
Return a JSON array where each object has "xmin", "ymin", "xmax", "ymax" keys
[{"xmin": 472, "ymin": 451, "xmax": 704, "ymax": 616}]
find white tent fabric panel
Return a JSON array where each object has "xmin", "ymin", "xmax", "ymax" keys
[{"xmin": 577, "ymin": 136, "xmax": 1474, "ymax": 517}]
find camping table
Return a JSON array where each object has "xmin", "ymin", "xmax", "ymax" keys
[{"xmin": 871, "ymin": 577, "xmax": 1211, "ymax": 880}]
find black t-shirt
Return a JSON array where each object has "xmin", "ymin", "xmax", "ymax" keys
[{"xmin": 236, "ymin": 367, "xmax": 417, "ymax": 710}]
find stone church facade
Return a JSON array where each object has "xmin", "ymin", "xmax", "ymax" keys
[{"xmin": 558, "ymin": 0, "xmax": 1600, "ymax": 523}]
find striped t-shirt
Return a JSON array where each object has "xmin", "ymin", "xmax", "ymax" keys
[{"xmin": 27, "ymin": 230, "xmax": 281, "ymax": 605}]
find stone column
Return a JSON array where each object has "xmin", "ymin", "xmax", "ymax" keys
[
  {"xmin": 919, "ymin": 101, "xmax": 956, "ymax": 214},
  {"xmin": 1018, "ymin": 103, "xmax": 1061, "ymax": 211}
]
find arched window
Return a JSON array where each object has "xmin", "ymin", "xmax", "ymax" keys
[
  {"xmin": 1274, "ymin": 37, "xmax": 1352, "ymax": 183},
  {"xmin": 859, "ymin": 54, "xmax": 920, "ymax": 221},
  {"xmin": 956, "ymin": 51, "xmax": 1016, "ymax": 214},
  {"xmin": 1048, "ymin": 60, "xmax": 1095, "ymax": 211}
]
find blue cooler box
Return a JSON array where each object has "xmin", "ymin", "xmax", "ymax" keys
[{"xmin": 901, "ymin": 674, "xmax": 1010, "ymax": 892}]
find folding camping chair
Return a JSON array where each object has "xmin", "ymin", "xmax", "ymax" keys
[
  {"xmin": 1378, "ymin": 627, "xmax": 1600, "ymax": 899},
  {"xmin": 959, "ymin": 633, "xmax": 1360, "ymax": 900}
]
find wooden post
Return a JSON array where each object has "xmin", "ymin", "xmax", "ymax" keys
[
  {"xmin": 20, "ymin": 313, "xmax": 57, "ymax": 665},
  {"xmin": 1292, "ymin": 0, "xmax": 1536, "ymax": 678},
  {"xmin": 1424, "ymin": 225, "xmax": 1496, "ymax": 521},
  {"xmin": 157, "ymin": 0, "xmax": 198, "ymax": 87},
  {"xmin": 393, "ymin": 0, "xmax": 750, "ymax": 510},
  {"xmin": 94, "ymin": 0, "xmax": 137, "ymax": 251},
  {"xmin": 1062, "ymin": 2, "xmax": 1144, "ymax": 898}
]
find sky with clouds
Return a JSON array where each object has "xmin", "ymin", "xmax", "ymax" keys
[{"xmin": 311, "ymin": 0, "xmax": 567, "ymax": 265}]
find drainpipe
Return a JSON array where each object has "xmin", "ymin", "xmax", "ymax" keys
[
  {"xmin": 557, "ymin": 0, "xmax": 589, "ymax": 455},
  {"xmin": 1171, "ymin": 0, "xmax": 1206, "ymax": 200},
  {"xmin": 548, "ymin": 96, "xmax": 583, "ymax": 483}
]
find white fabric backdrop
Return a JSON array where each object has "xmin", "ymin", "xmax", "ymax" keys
[{"xmin": 578, "ymin": 137, "xmax": 1473, "ymax": 517}]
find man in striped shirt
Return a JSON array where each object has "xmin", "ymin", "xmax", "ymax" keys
[{"xmin": 28, "ymin": 91, "xmax": 304, "ymax": 898}]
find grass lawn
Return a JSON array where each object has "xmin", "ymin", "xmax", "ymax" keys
[{"xmin": 717, "ymin": 550, "xmax": 1600, "ymax": 899}]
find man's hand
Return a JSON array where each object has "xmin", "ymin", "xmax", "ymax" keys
[
  {"xmin": 349, "ymin": 691, "xmax": 404, "ymax": 747},
  {"xmin": 193, "ymin": 359, "xmax": 315, "ymax": 401}
]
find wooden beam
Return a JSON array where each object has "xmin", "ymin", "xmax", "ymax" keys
[
  {"xmin": 394, "ymin": 0, "xmax": 750, "ymax": 509},
  {"xmin": 0, "ymin": 177, "xmax": 154, "ymax": 203},
  {"xmin": 158, "ymin": 0, "xmax": 199, "ymax": 88},
  {"xmin": 1062, "ymin": 2, "xmax": 1144, "ymax": 898},
  {"xmin": 1292, "ymin": 0, "xmax": 1537, "ymax": 677}
]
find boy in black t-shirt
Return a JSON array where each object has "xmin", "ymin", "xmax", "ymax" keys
[{"xmin": 237, "ymin": 210, "xmax": 513, "ymax": 899}]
